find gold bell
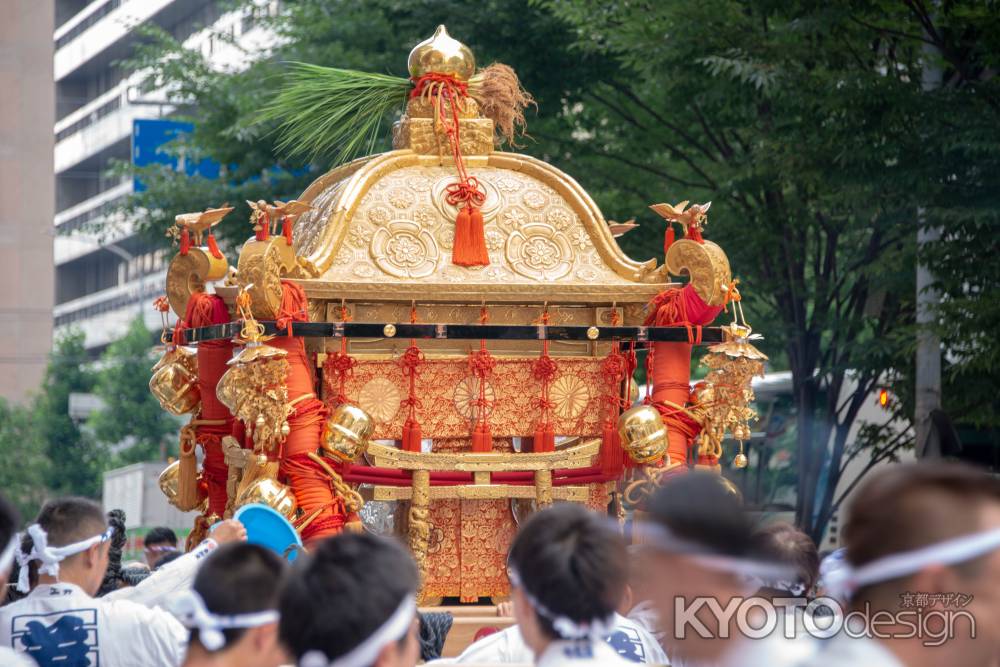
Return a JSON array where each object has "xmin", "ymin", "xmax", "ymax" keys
[
  {"xmin": 158, "ymin": 460, "xmax": 208, "ymax": 513},
  {"xmin": 280, "ymin": 422, "xmax": 291, "ymax": 437},
  {"xmin": 149, "ymin": 347, "xmax": 201, "ymax": 415},
  {"xmin": 255, "ymin": 414, "xmax": 267, "ymax": 429},
  {"xmin": 733, "ymin": 452, "xmax": 748, "ymax": 468},
  {"xmin": 617, "ymin": 404, "xmax": 669, "ymax": 464},
  {"xmin": 235, "ymin": 476, "xmax": 298, "ymax": 521},
  {"xmin": 322, "ymin": 404, "xmax": 375, "ymax": 462}
]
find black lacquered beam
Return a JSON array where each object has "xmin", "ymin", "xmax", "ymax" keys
[{"xmin": 167, "ymin": 322, "xmax": 725, "ymax": 344}]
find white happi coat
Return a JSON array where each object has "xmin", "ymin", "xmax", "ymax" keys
[
  {"xmin": 0, "ymin": 646, "xmax": 34, "ymax": 667},
  {"xmin": 0, "ymin": 539, "xmax": 216, "ymax": 667},
  {"xmin": 536, "ymin": 639, "xmax": 642, "ymax": 667},
  {"xmin": 440, "ymin": 613, "xmax": 668, "ymax": 665}
]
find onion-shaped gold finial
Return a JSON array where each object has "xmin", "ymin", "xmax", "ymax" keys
[{"xmin": 408, "ymin": 25, "xmax": 476, "ymax": 81}]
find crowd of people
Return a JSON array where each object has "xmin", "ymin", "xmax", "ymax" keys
[{"xmin": 1, "ymin": 460, "xmax": 998, "ymax": 667}]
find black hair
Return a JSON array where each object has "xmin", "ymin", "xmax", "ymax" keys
[
  {"xmin": 0, "ymin": 494, "xmax": 19, "ymax": 555},
  {"xmin": 1, "ymin": 496, "xmax": 19, "ymax": 606},
  {"xmin": 191, "ymin": 542, "xmax": 287, "ymax": 652},
  {"xmin": 647, "ymin": 471, "xmax": 754, "ymax": 558},
  {"xmin": 279, "ymin": 532, "xmax": 418, "ymax": 662},
  {"xmin": 507, "ymin": 503, "xmax": 627, "ymax": 639},
  {"xmin": 153, "ymin": 550, "xmax": 183, "ymax": 570},
  {"xmin": 145, "ymin": 526, "xmax": 178, "ymax": 548},
  {"xmin": 14, "ymin": 497, "xmax": 107, "ymax": 594}
]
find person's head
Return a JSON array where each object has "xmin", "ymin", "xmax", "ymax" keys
[
  {"xmin": 641, "ymin": 471, "xmax": 754, "ymax": 664},
  {"xmin": 280, "ymin": 533, "xmax": 420, "ymax": 667},
  {"xmin": 174, "ymin": 542, "xmax": 289, "ymax": 667},
  {"xmin": 154, "ymin": 549, "xmax": 184, "ymax": 570},
  {"xmin": 749, "ymin": 522, "xmax": 819, "ymax": 598},
  {"xmin": 0, "ymin": 494, "xmax": 19, "ymax": 582},
  {"xmin": 507, "ymin": 503, "xmax": 627, "ymax": 653},
  {"xmin": 144, "ymin": 526, "xmax": 179, "ymax": 566},
  {"xmin": 20, "ymin": 497, "xmax": 110, "ymax": 596},
  {"xmin": 841, "ymin": 463, "xmax": 1000, "ymax": 663}
]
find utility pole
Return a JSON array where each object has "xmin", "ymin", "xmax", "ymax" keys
[{"xmin": 915, "ymin": 35, "xmax": 943, "ymax": 458}]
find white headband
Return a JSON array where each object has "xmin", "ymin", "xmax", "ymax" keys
[
  {"xmin": 508, "ymin": 567, "xmax": 616, "ymax": 640},
  {"xmin": 147, "ymin": 545, "xmax": 179, "ymax": 554},
  {"xmin": 16, "ymin": 524, "xmax": 113, "ymax": 593},
  {"xmin": 826, "ymin": 527, "xmax": 1000, "ymax": 601},
  {"xmin": 639, "ymin": 522, "xmax": 796, "ymax": 582},
  {"xmin": 0, "ymin": 534, "xmax": 16, "ymax": 574},
  {"xmin": 168, "ymin": 589, "xmax": 279, "ymax": 651},
  {"xmin": 299, "ymin": 593, "xmax": 416, "ymax": 667}
]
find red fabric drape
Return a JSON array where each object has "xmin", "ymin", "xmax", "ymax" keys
[{"xmin": 645, "ymin": 284, "xmax": 724, "ymax": 465}]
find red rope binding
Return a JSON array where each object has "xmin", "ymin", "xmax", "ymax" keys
[
  {"xmin": 411, "ymin": 73, "xmax": 488, "ymax": 267},
  {"xmin": 398, "ymin": 305, "xmax": 424, "ymax": 452}
]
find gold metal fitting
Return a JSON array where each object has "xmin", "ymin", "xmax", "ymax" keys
[
  {"xmin": 617, "ymin": 404, "xmax": 669, "ymax": 464},
  {"xmin": 322, "ymin": 403, "xmax": 376, "ymax": 462}
]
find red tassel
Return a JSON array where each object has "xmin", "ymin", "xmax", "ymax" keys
[
  {"xmin": 402, "ymin": 421, "xmax": 412, "ymax": 451},
  {"xmin": 403, "ymin": 419, "xmax": 422, "ymax": 452},
  {"xmin": 453, "ymin": 206, "xmax": 489, "ymax": 267},
  {"xmin": 472, "ymin": 422, "xmax": 492, "ymax": 452},
  {"xmin": 206, "ymin": 233, "xmax": 223, "ymax": 259},
  {"xmin": 600, "ymin": 422, "xmax": 624, "ymax": 477},
  {"xmin": 180, "ymin": 228, "xmax": 191, "ymax": 255},
  {"xmin": 534, "ymin": 425, "xmax": 546, "ymax": 451},
  {"xmin": 282, "ymin": 216, "xmax": 293, "ymax": 245},
  {"xmin": 453, "ymin": 207, "xmax": 473, "ymax": 265},
  {"xmin": 664, "ymin": 224, "xmax": 675, "ymax": 258},
  {"xmin": 544, "ymin": 424, "xmax": 555, "ymax": 452}
]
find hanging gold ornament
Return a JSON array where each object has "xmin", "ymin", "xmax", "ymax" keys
[
  {"xmin": 149, "ymin": 300, "xmax": 201, "ymax": 415},
  {"xmin": 697, "ymin": 304, "xmax": 767, "ymax": 467},
  {"xmin": 215, "ymin": 290, "xmax": 292, "ymax": 454}
]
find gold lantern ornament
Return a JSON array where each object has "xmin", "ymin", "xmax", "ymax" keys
[
  {"xmin": 698, "ymin": 303, "xmax": 767, "ymax": 468},
  {"xmin": 617, "ymin": 404, "xmax": 670, "ymax": 465},
  {"xmin": 216, "ymin": 290, "xmax": 292, "ymax": 454},
  {"xmin": 158, "ymin": 459, "xmax": 208, "ymax": 513},
  {"xmin": 322, "ymin": 403, "xmax": 375, "ymax": 462},
  {"xmin": 235, "ymin": 476, "xmax": 299, "ymax": 522},
  {"xmin": 149, "ymin": 345, "xmax": 201, "ymax": 415}
]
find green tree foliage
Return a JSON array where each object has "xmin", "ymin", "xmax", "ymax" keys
[
  {"xmin": 89, "ymin": 317, "xmax": 179, "ymax": 464},
  {"xmin": 33, "ymin": 331, "xmax": 107, "ymax": 499},
  {"xmin": 110, "ymin": 0, "xmax": 998, "ymax": 539},
  {"xmin": 0, "ymin": 399, "xmax": 49, "ymax": 520}
]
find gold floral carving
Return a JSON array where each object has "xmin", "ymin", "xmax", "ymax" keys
[
  {"xmin": 431, "ymin": 173, "xmax": 503, "ymax": 223},
  {"xmin": 506, "ymin": 223, "xmax": 573, "ymax": 281},
  {"xmin": 358, "ymin": 377, "xmax": 402, "ymax": 423},
  {"xmin": 292, "ymin": 150, "xmax": 670, "ymax": 286},
  {"xmin": 370, "ymin": 221, "xmax": 440, "ymax": 278},
  {"xmin": 665, "ymin": 238, "xmax": 732, "ymax": 306},
  {"xmin": 393, "ymin": 117, "xmax": 495, "ymax": 156},
  {"xmin": 236, "ymin": 240, "xmax": 283, "ymax": 319}
]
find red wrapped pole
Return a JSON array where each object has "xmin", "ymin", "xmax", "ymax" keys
[
  {"xmin": 273, "ymin": 282, "xmax": 350, "ymax": 545},
  {"xmin": 174, "ymin": 292, "xmax": 234, "ymax": 518},
  {"xmin": 645, "ymin": 284, "xmax": 724, "ymax": 465}
]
